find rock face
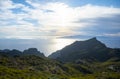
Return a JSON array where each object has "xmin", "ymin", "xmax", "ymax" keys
[
  {"xmin": 23, "ymin": 48, "xmax": 45, "ymax": 57},
  {"xmin": 49, "ymin": 37, "xmax": 120, "ymax": 62}
]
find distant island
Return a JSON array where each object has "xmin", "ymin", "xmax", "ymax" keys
[{"xmin": 0, "ymin": 37, "xmax": 120, "ymax": 79}]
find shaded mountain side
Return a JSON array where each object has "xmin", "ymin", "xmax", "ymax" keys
[
  {"xmin": 0, "ymin": 48, "xmax": 45, "ymax": 57},
  {"xmin": 0, "ymin": 49, "xmax": 22, "ymax": 56},
  {"xmin": 49, "ymin": 37, "xmax": 120, "ymax": 63},
  {"xmin": 23, "ymin": 48, "xmax": 44, "ymax": 57},
  {"xmin": 49, "ymin": 50, "xmax": 61, "ymax": 59}
]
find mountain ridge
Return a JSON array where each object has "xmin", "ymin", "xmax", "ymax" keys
[
  {"xmin": 48, "ymin": 37, "xmax": 120, "ymax": 63},
  {"xmin": 0, "ymin": 48, "xmax": 45, "ymax": 57}
]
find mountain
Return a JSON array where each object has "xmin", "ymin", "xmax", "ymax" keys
[
  {"xmin": 0, "ymin": 48, "xmax": 45, "ymax": 57},
  {"xmin": 23, "ymin": 48, "xmax": 44, "ymax": 57},
  {"xmin": 0, "ymin": 38, "xmax": 120, "ymax": 79},
  {"xmin": 49, "ymin": 37, "xmax": 120, "ymax": 63},
  {"xmin": 0, "ymin": 49, "xmax": 22, "ymax": 56}
]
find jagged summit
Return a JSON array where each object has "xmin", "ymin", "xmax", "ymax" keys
[
  {"xmin": 86, "ymin": 37, "xmax": 97, "ymax": 41},
  {"xmin": 23, "ymin": 48, "xmax": 45, "ymax": 57},
  {"xmin": 85, "ymin": 37, "xmax": 101, "ymax": 43},
  {"xmin": 89, "ymin": 37, "xmax": 97, "ymax": 40},
  {"xmin": 67, "ymin": 37, "xmax": 106, "ymax": 50},
  {"xmin": 73, "ymin": 37, "xmax": 98, "ymax": 44},
  {"xmin": 0, "ymin": 48, "xmax": 45, "ymax": 57}
]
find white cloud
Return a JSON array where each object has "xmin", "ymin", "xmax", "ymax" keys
[
  {"xmin": 104, "ymin": 32, "xmax": 120, "ymax": 37},
  {"xmin": 0, "ymin": 0, "xmax": 120, "ymax": 39}
]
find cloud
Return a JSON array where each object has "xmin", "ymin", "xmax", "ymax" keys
[
  {"xmin": 74, "ymin": 14, "xmax": 120, "ymax": 35},
  {"xmin": 0, "ymin": 0, "xmax": 120, "ymax": 39},
  {"xmin": 104, "ymin": 32, "xmax": 120, "ymax": 37}
]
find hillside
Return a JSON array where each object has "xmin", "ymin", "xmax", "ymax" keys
[
  {"xmin": 49, "ymin": 37, "xmax": 120, "ymax": 63},
  {"xmin": 0, "ymin": 38, "xmax": 120, "ymax": 79},
  {"xmin": 0, "ymin": 54, "xmax": 120, "ymax": 79},
  {"xmin": 0, "ymin": 54, "xmax": 95, "ymax": 79}
]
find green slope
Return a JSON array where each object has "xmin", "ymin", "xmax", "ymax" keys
[{"xmin": 0, "ymin": 54, "xmax": 120, "ymax": 79}]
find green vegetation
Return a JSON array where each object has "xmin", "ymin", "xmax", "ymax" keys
[{"xmin": 0, "ymin": 55, "xmax": 120, "ymax": 79}]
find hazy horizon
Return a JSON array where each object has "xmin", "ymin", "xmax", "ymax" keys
[
  {"xmin": 0, "ymin": 37, "xmax": 120, "ymax": 56},
  {"xmin": 0, "ymin": 0, "xmax": 120, "ymax": 56}
]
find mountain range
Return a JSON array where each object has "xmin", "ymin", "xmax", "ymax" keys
[
  {"xmin": 0, "ymin": 37, "xmax": 120, "ymax": 79},
  {"xmin": 0, "ymin": 48, "xmax": 45, "ymax": 57}
]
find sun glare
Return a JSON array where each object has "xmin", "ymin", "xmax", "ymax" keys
[{"xmin": 53, "ymin": 38, "xmax": 75, "ymax": 50}]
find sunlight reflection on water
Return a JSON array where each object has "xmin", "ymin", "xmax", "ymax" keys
[
  {"xmin": 46, "ymin": 38, "xmax": 77, "ymax": 56},
  {"xmin": 53, "ymin": 38, "xmax": 75, "ymax": 50},
  {"xmin": 0, "ymin": 38, "xmax": 79, "ymax": 56}
]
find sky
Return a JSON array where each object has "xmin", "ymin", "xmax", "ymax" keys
[{"xmin": 0, "ymin": 0, "xmax": 120, "ymax": 56}]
